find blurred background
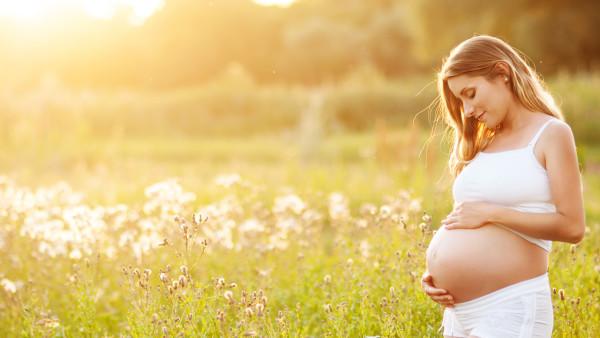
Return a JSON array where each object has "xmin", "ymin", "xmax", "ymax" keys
[{"xmin": 1, "ymin": 0, "xmax": 599, "ymax": 214}]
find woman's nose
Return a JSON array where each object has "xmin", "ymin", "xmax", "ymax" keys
[{"xmin": 463, "ymin": 102, "xmax": 475, "ymax": 117}]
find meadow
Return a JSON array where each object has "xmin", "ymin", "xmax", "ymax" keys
[{"xmin": 1, "ymin": 74, "xmax": 599, "ymax": 337}]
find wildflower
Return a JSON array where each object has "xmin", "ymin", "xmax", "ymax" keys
[
  {"xmin": 324, "ymin": 274, "xmax": 332, "ymax": 284},
  {"xmin": 244, "ymin": 307, "xmax": 254, "ymax": 317},
  {"xmin": 180, "ymin": 265, "xmax": 188, "ymax": 276},
  {"xmin": 229, "ymin": 282, "xmax": 237, "ymax": 288},
  {"xmin": 224, "ymin": 290, "xmax": 234, "ymax": 302},
  {"xmin": 69, "ymin": 249, "xmax": 82, "ymax": 260},
  {"xmin": 152, "ymin": 313, "xmax": 159, "ymax": 324},
  {"xmin": 346, "ymin": 258, "xmax": 354, "ymax": 266},
  {"xmin": 214, "ymin": 173, "xmax": 241, "ymax": 188},
  {"xmin": 216, "ymin": 309, "xmax": 225, "ymax": 322},
  {"xmin": 178, "ymin": 275, "xmax": 186, "ymax": 288},
  {"xmin": 389, "ymin": 286, "xmax": 396, "ymax": 297},
  {"xmin": 273, "ymin": 194, "xmax": 306, "ymax": 215},
  {"xmin": 255, "ymin": 303, "xmax": 265, "ymax": 317},
  {"xmin": 379, "ymin": 205, "xmax": 391, "ymax": 217},
  {"xmin": 162, "ymin": 326, "xmax": 168, "ymax": 335},
  {"xmin": 559, "ymin": 289, "xmax": 565, "ymax": 301},
  {"xmin": 160, "ymin": 273, "xmax": 169, "ymax": 283},
  {"xmin": 143, "ymin": 269, "xmax": 152, "ymax": 279},
  {"xmin": 171, "ymin": 280, "xmax": 179, "ymax": 291},
  {"xmin": 1, "ymin": 278, "xmax": 17, "ymax": 294},
  {"xmin": 216, "ymin": 277, "xmax": 226, "ymax": 289},
  {"xmin": 422, "ymin": 213, "xmax": 432, "ymax": 223},
  {"xmin": 193, "ymin": 212, "xmax": 206, "ymax": 225},
  {"xmin": 323, "ymin": 303, "xmax": 333, "ymax": 313},
  {"xmin": 570, "ymin": 245, "xmax": 577, "ymax": 254}
]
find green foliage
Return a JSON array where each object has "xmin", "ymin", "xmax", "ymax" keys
[{"xmin": 3, "ymin": 0, "xmax": 598, "ymax": 87}]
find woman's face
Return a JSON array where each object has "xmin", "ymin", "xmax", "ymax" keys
[{"xmin": 446, "ymin": 74, "xmax": 512, "ymax": 129}]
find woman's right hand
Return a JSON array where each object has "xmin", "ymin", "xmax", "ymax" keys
[{"xmin": 421, "ymin": 270, "xmax": 455, "ymax": 307}]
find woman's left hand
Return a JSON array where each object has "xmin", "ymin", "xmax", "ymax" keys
[{"xmin": 442, "ymin": 201, "xmax": 498, "ymax": 230}]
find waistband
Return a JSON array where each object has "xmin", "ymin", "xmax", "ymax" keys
[{"xmin": 453, "ymin": 272, "xmax": 550, "ymax": 314}]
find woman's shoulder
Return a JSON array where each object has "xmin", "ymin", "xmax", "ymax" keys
[{"xmin": 538, "ymin": 116, "xmax": 576, "ymax": 154}]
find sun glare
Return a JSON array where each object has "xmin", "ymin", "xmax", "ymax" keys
[
  {"xmin": 0, "ymin": 0, "xmax": 164, "ymax": 25},
  {"xmin": 253, "ymin": 0, "xmax": 296, "ymax": 7},
  {"xmin": 0, "ymin": 0, "xmax": 48, "ymax": 21}
]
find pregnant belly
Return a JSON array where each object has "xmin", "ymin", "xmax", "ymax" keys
[{"xmin": 426, "ymin": 224, "xmax": 548, "ymax": 303}]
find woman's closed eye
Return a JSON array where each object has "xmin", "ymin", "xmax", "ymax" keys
[{"xmin": 466, "ymin": 89, "xmax": 475, "ymax": 99}]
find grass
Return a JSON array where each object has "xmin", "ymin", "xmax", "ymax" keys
[{"xmin": 0, "ymin": 128, "xmax": 598, "ymax": 337}]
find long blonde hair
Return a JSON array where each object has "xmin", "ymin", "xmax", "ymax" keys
[{"xmin": 436, "ymin": 35, "xmax": 564, "ymax": 177}]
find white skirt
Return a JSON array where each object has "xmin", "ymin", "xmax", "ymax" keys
[{"xmin": 441, "ymin": 272, "xmax": 554, "ymax": 337}]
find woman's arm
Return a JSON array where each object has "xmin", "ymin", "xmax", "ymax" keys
[
  {"xmin": 443, "ymin": 121, "xmax": 586, "ymax": 244},
  {"xmin": 490, "ymin": 121, "xmax": 585, "ymax": 244}
]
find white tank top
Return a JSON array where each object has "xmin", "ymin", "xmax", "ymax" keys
[{"xmin": 452, "ymin": 118, "xmax": 561, "ymax": 252}]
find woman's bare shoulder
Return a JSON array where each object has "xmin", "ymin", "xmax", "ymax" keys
[{"xmin": 539, "ymin": 118, "xmax": 577, "ymax": 164}]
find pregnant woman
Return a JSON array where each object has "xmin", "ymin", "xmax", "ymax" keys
[{"xmin": 422, "ymin": 35, "xmax": 586, "ymax": 337}]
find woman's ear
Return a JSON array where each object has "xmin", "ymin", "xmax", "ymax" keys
[{"xmin": 493, "ymin": 61, "xmax": 511, "ymax": 81}]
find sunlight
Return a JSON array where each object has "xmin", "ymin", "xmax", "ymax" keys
[
  {"xmin": 253, "ymin": 0, "xmax": 296, "ymax": 7},
  {"xmin": 83, "ymin": 0, "xmax": 164, "ymax": 25},
  {"xmin": 0, "ymin": 0, "xmax": 48, "ymax": 21},
  {"xmin": 0, "ymin": 0, "xmax": 164, "ymax": 25}
]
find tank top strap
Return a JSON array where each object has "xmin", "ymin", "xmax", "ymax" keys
[{"xmin": 527, "ymin": 118, "xmax": 556, "ymax": 147}]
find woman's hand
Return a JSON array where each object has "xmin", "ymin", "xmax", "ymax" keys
[
  {"xmin": 442, "ymin": 201, "xmax": 499, "ymax": 230},
  {"xmin": 421, "ymin": 270, "xmax": 455, "ymax": 308}
]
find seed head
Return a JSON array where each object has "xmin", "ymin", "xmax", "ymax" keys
[
  {"xmin": 180, "ymin": 265, "xmax": 188, "ymax": 276},
  {"xmin": 216, "ymin": 309, "xmax": 225, "ymax": 322},
  {"xmin": 193, "ymin": 212, "xmax": 206, "ymax": 225},
  {"xmin": 559, "ymin": 289, "xmax": 566, "ymax": 301},
  {"xmin": 324, "ymin": 274, "xmax": 332, "ymax": 284},
  {"xmin": 323, "ymin": 303, "xmax": 333, "ymax": 313},
  {"xmin": 255, "ymin": 303, "xmax": 265, "ymax": 317},
  {"xmin": 178, "ymin": 275, "xmax": 186, "ymax": 288},
  {"xmin": 224, "ymin": 290, "xmax": 234, "ymax": 302},
  {"xmin": 244, "ymin": 307, "xmax": 254, "ymax": 317},
  {"xmin": 160, "ymin": 273, "xmax": 169, "ymax": 283}
]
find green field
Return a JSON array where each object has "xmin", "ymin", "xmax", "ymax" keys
[{"xmin": 1, "ymin": 126, "xmax": 599, "ymax": 337}]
